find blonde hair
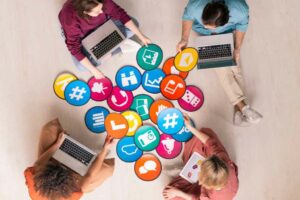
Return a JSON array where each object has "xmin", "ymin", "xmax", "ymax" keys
[{"xmin": 199, "ymin": 155, "xmax": 229, "ymax": 190}]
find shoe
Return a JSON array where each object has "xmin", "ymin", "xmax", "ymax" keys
[
  {"xmin": 242, "ymin": 105, "xmax": 263, "ymax": 124},
  {"xmin": 233, "ymin": 111, "xmax": 250, "ymax": 127}
]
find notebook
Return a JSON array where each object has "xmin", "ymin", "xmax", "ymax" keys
[{"xmin": 179, "ymin": 152, "xmax": 205, "ymax": 183}]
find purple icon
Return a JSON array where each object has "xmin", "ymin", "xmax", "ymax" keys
[{"xmin": 178, "ymin": 85, "xmax": 204, "ymax": 112}]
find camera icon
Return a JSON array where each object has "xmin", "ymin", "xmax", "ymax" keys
[{"xmin": 138, "ymin": 130, "xmax": 157, "ymax": 147}]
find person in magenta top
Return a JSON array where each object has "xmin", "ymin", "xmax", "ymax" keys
[
  {"xmin": 59, "ymin": 0, "xmax": 151, "ymax": 79},
  {"xmin": 163, "ymin": 114, "xmax": 239, "ymax": 200}
]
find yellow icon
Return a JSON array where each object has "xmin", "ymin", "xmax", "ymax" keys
[
  {"xmin": 121, "ymin": 111, "xmax": 142, "ymax": 136},
  {"xmin": 174, "ymin": 47, "xmax": 198, "ymax": 72},
  {"xmin": 53, "ymin": 73, "xmax": 77, "ymax": 99}
]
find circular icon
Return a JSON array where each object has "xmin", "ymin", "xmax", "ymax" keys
[
  {"xmin": 107, "ymin": 86, "xmax": 133, "ymax": 112},
  {"xmin": 134, "ymin": 126, "xmax": 160, "ymax": 151},
  {"xmin": 53, "ymin": 73, "xmax": 78, "ymax": 99},
  {"xmin": 156, "ymin": 134, "xmax": 182, "ymax": 159},
  {"xmin": 115, "ymin": 65, "xmax": 142, "ymax": 91},
  {"xmin": 174, "ymin": 47, "xmax": 198, "ymax": 72},
  {"xmin": 134, "ymin": 154, "xmax": 162, "ymax": 181},
  {"xmin": 122, "ymin": 111, "xmax": 143, "ymax": 136},
  {"xmin": 117, "ymin": 137, "xmax": 143, "ymax": 162},
  {"xmin": 141, "ymin": 69, "xmax": 166, "ymax": 93},
  {"xmin": 65, "ymin": 80, "xmax": 91, "ymax": 106},
  {"xmin": 149, "ymin": 100, "xmax": 174, "ymax": 124},
  {"xmin": 136, "ymin": 44, "xmax": 163, "ymax": 70},
  {"xmin": 160, "ymin": 75, "xmax": 186, "ymax": 100},
  {"xmin": 85, "ymin": 106, "xmax": 110, "ymax": 133},
  {"xmin": 162, "ymin": 57, "xmax": 189, "ymax": 79},
  {"xmin": 178, "ymin": 85, "xmax": 204, "ymax": 112},
  {"xmin": 157, "ymin": 108, "xmax": 184, "ymax": 135},
  {"xmin": 88, "ymin": 77, "xmax": 113, "ymax": 101},
  {"xmin": 130, "ymin": 94, "xmax": 154, "ymax": 121},
  {"xmin": 172, "ymin": 118, "xmax": 195, "ymax": 142},
  {"xmin": 105, "ymin": 113, "xmax": 129, "ymax": 139}
]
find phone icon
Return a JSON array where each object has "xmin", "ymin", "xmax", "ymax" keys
[{"xmin": 111, "ymin": 90, "xmax": 129, "ymax": 107}]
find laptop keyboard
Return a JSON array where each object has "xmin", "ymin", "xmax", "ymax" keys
[
  {"xmin": 59, "ymin": 139, "xmax": 94, "ymax": 166},
  {"xmin": 90, "ymin": 30, "xmax": 123, "ymax": 59},
  {"xmin": 198, "ymin": 44, "xmax": 232, "ymax": 60}
]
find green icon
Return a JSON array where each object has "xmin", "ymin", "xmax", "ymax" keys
[
  {"xmin": 136, "ymin": 44, "xmax": 163, "ymax": 70},
  {"xmin": 130, "ymin": 94, "xmax": 154, "ymax": 120},
  {"xmin": 134, "ymin": 125, "xmax": 160, "ymax": 151}
]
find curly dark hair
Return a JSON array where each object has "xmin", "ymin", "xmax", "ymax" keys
[
  {"xmin": 34, "ymin": 162, "xmax": 80, "ymax": 199},
  {"xmin": 72, "ymin": 0, "xmax": 103, "ymax": 19}
]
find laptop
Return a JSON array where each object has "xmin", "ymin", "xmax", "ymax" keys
[
  {"xmin": 53, "ymin": 134, "xmax": 97, "ymax": 176},
  {"xmin": 194, "ymin": 33, "xmax": 237, "ymax": 69},
  {"xmin": 82, "ymin": 20, "xmax": 126, "ymax": 65}
]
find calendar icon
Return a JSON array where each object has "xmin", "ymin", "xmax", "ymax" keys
[{"xmin": 181, "ymin": 89, "xmax": 201, "ymax": 107}]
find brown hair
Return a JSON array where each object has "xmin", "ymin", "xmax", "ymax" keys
[
  {"xmin": 199, "ymin": 155, "xmax": 229, "ymax": 190},
  {"xmin": 34, "ymin": 162, "xmax": 80, "ymax": 199},
  {"xmin": 72, "ymin": 0, "xmax": 103, "ymax": 19}
]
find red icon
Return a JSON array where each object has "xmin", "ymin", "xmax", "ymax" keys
[
  {"xmin": 162, "ymin": 57, "xmax": 189, "ymax": 79},
  {"xmin": 160, "ymin": 75, "xmax": 186, "ymax": 100},
  {"xmin": 88, "ymin": 77, "xmax": 113, "ymax": 101},
  {"xmin": 107, "ymin": 86, "xmax": 134, "ymax": 112}
]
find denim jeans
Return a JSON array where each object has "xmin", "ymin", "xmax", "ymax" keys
[{"xmin": 71, "ymin": 19, "xmax": 138, "ymax": 71}]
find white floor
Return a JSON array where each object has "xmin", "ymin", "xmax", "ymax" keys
[{"xmin": 1, "ymin": 0, "xmax": 300, "ymax": 199}]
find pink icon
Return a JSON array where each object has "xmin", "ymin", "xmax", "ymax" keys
[
  {"xmin": 88, "ymin": 77, "xmax": 113, "ymax": 101},
  {"xmin": 178, "ymin": 85, "xmax": 204, "ymax": 112},
  {"xmin": 156, "ymin": 134, "xmax": 182, "ymax": 159},
  {"xmin": 107, "ymin": 86, "xmax": 133, "ymax": 112}
]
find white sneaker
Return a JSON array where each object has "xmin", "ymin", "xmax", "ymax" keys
[
  {"xmin": 242, "ymin": 105, "xmax": 263, "ymax": 124},
  {"xmin": 233, "ymin": 111, "xmax": 250, "ymax": 127}
]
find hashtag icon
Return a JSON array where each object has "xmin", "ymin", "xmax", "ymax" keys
[
  {"xmin": 163, "ymin": 113, "xmax": 178, "ymax": 129},
  {"xmin": 69, "ymin": 86, "xmax": 86, "ymax": 101}
]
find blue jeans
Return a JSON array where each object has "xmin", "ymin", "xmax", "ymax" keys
[{"xmin": 72, "ymin": 19, "xmax": 138, "ymax": 71}]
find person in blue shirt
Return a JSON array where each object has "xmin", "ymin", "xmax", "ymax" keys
[{"xmin": 177, "ymin": 0, "xmax": 263, "ymax": 126}]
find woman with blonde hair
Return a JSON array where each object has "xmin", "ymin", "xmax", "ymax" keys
[{"xmin": 163, "ymin": 114, "xmax": 238, "ymax": 200}]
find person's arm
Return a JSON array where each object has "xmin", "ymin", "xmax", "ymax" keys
[
  {"xmin": 233, "ymin": 30, "xmax": 246, "ymax": 62},
  {"xmin": 183, "ymin": 114, "xmax": 209, "ymax": 144},
  {"xmin": 80, "ymin": 136, "xmax": 115, "ymax": 192},
  {"xmin": 124, "ymin": 20, "xmax": 151, "ymax": 45},
  {"xmin": 176, "ymin": 20, "xmax": 193, "ymax": 52},
  {"xmin": 34, "ymin": 132, "xmax": 64, "ymax": 167},
  {"xmin": 79, "ymin": 58, "xmax": 105, "ymax": 79}
]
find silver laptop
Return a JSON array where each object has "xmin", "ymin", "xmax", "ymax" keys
[
  {"xmin": 82, "ymin": 20, "xmax": 126, "ymax": 65},
  {"xmin": 194, "ymin": 33, "xmax": 237, "ymax": 69},
  {"xmin": 53, "ymin": 134, "xmax": 97, "ymax": 176}
]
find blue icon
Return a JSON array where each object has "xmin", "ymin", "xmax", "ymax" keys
[
  {"xmin": 117, "ymin": 137, "xmax": 143, "ymax": 162},
  {"xmin": 115, "ymin": 66, "xmax": 142, "ymax": 91},
  {"xmin": 85, "ymin": 106, "xmax": 110, "ymax": 133},
  {"xmin": 157, "ymin": 108, "xmax": 184, "ymax": 135},
  {"xmin": 172, "ymin": 119, "xmax": 195, "ymax": 142},
  {"xmin": 65, "ymin": 80, "xmax": 91, "ymax": 106},
  {"xmin": 142, "ymin": 69, "xmax": 166, "ymax": 93}
]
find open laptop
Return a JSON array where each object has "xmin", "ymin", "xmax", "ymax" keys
[
  {"xmin": 53, "ymin": 134, "xmax": 97, "ymax": 176},
  {"xmin": 82, "ymin": 20, "xmax": 126, "ymax": 65},
  {"xmin": 194, "ymin": 33, "xmax": 237, "ymax": 69}
]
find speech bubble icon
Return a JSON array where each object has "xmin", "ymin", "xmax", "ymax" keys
[
  {"xmin": 139, "ymin": 166, "xmax": 148, "ymax": 174},
  {"xmin": 144, "ymin": 160, "xmax": 157, "ymax": 171}
]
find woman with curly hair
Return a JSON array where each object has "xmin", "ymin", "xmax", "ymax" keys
[{"xmin": 24, "ymin": 119, "xmax": 115, "ymax": 200}]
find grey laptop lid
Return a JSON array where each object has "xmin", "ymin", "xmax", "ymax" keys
[
  {"xmin": 193, "ymin": 33, "xmax": 236, "ymax": 69},
  {"xmin": 53, "ymin": 134, "xmax": 96, "ymax": 176},
  {"xmin": 82, "ymin": 20, "xmax": 126, "ymax": 64}
]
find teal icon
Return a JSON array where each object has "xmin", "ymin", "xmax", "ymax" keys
[
  {"xmin": 136, "ymin": 44, "xmax": 163, "ymax": 70},
  {"xmin": 134, "ymin": 126, "xmax": 160, "ymax": 151},
  {"xmin": 130, "ymin": 94, "xmax": 154, "ymax": 120}
]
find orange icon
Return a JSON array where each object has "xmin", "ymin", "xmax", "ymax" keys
[
  {"xmin": 104, "ymin": 113, "xmax": 129, "ymax": 139},
  {"xmin": 162, "ymin": 57, "xmax": 189, "ymax": 79},
  {"xmin": 149, "ymin": 99, "xmax": 174, "ymax": 124},
  {"xmin": 134, "ymin": 154, "xmax": 162, "ymax": 181},
  {"xmin": 160, "ymin": 75, "xmax": 186, "ymax": 100}
]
